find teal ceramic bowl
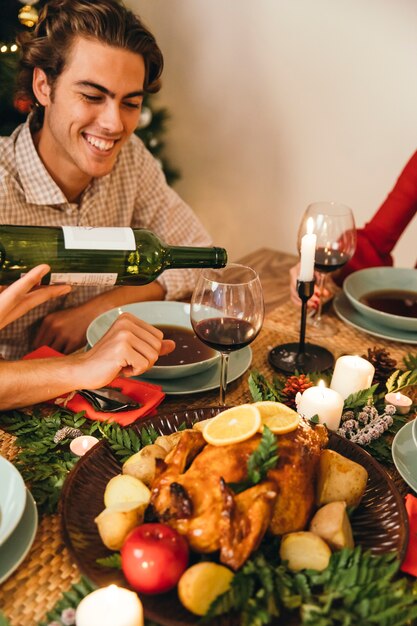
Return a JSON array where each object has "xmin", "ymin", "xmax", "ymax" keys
[
  {"xmin": 86, "ymin": 301, "xmax": 220, "ymax": 379},
  {"xmin": 344, "ymin": 267, "xmax": 417, "ymax": 332},
  {"xmin": 0, "ymin": 455, "xmax": 26, "ymax": 546}
]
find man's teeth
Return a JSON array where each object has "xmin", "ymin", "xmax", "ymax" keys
[{"xmin": 85, "ymin": 135, "xmax": 114, "ymax": 151}]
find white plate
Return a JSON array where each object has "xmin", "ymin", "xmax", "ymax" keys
[
  {"xmin": 392, "ymin": 421, "xmax": 417, "ymax": 493},
  {"xmin": 0, "ymin": 488, "xmax": 38, "ymax": 584},
  {"xmin": 135, "ymin": 346, "xmax": 252, "ymax": 395},
  {"xmin": 0, "ymin": 455, "xmax": 26, "ymax": 546},
  {"xmin": 333, "ymin": 292, "xmax": 417, "ymax": 344}
]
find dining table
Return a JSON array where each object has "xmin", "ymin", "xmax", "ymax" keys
[{"xmin": 0, "ymin": 247, "xmax": 416, "ymax": 626}]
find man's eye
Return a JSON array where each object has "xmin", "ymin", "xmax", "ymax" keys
[
  {"xmin": 123, "ymin": 102, "xmax": 142, "ymax": 110},
  {"xmin": 82, "ymin": 93, "xmax": 102, "ymax": 102}
]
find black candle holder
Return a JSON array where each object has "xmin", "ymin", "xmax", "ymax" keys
[{"xmin": 268, "ymin": 279, "xmax": 334, "ymax": 374}]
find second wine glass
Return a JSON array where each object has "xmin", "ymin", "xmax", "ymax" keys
[
  {"xmin": 298, "ymin": 201, "xmax": 357, "ymax": 332},
  {"xmin": 190, "ymin": 264, "xmax": 264, "ymax": 405}
]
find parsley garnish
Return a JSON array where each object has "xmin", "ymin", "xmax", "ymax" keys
[{"xmin": 229, "ymin": 426, "xmax": 278, "ymax": 494}]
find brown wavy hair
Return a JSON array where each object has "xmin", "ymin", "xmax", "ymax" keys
[{"xmin": 16, "ymin": 0, "xmax": 164, "ymax": 129}]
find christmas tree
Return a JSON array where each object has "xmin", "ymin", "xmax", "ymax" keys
[{"xmin": 0, "ymin": 0, "xmax": 179, "ymax": 184}]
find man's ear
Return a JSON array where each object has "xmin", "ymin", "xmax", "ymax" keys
[{"xmin": 32, "ymin": 67, "xmax": 52, "ymax": 106}]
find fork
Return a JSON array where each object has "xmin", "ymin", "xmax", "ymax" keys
[{"xmin": 77, "ymin": 387, "xmax": 141, "ymax": 413}]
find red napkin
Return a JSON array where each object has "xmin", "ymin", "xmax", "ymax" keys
[
  {"xmin": 23, "ymin": 346, "xmax": 165, "ymax": 426},
  {"xmin": 401, "ymin": 493, "xmax": 417, "ymax": 576}
]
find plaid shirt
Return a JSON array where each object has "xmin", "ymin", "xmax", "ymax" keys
[{"xmin": 0, "ymin": 120, "xmax": 211, "ymax": 358}]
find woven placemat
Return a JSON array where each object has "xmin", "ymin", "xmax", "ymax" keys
[{"xmin": 0, "ymin": 302, "xmax": 415, "ymax": 625}]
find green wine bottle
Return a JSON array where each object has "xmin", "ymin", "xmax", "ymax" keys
[{"xmin": 0, "ymin": 225, "xmax": 227, "ymax": 286}]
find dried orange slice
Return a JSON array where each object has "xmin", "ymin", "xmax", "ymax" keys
[
  {"xmin": 254, "ymin": 401, "xmax": 299, "ymax": 434},
  {"xmin": 202, "ymin": 404, "xmax": 261, "ymax": 446}
]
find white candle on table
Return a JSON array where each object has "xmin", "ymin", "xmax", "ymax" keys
[
  {"xmin": 296, "ymin": 380, "xmax": 344, "ymax": 431},
  {"xmin": 384, "ymin": 392, "xmax": 413, "ymax": 415},
  {"xmin": 298, "ymin": 217, "xmax": 317, "ymax": 282},
  {"xmin": 70, "ymin": 435, "xmax": 99, "ymax": 457},
  {"xmin": 75, "ymin": 585, "xmax": 143, "ymax": 626},
  {"xmin": 330, "ymin": 355, "xmax": 375, "ymax": 400}
]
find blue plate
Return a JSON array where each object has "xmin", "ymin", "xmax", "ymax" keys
[
  {"xmin": 0, "ymin": 488, "xmax": 38, "ymax": 584},
  {"xmin": 135, "ymin": 346, "xmax": 252, "ymax": 395},
  {"xmin": 392, "ymin": 421, "xmax": 417, "ymax": 493},
  {"xmin": 333, "ymin": 292, "xmax": 417, "ymax": 344}
]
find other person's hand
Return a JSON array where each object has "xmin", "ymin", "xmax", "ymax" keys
[{"xmin": 0, "ymin": 265, "xmax": 71, "ymax": 331}]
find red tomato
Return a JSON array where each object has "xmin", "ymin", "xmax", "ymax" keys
[{"xmin": 121, "ymin": 523, "xmax": 189, "ymax": 594}]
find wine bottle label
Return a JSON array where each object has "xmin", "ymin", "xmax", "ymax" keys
[
  {"xmin": 50, "ymin": 273, "xmax": 118, "ymax": 286},
  {"xmin": 62, "ymin": 226, "xmax": 136, "ymax": 250}
]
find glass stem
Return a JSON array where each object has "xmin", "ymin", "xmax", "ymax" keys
[
  {"xmin": 219, "ymin": 352, "xmax": 230, "ymax": 406},
  {"xmin": 316, "ymin": 273, "xmax": 327, "ymax": 322}
]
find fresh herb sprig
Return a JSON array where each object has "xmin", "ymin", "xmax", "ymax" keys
[
  {"xmin": 206, "ymin": 546, "xmax": 417, "ymax": 626},
  {"xmin": 229, "ymin": 426, "xmax": 278, "ymax": 494}
]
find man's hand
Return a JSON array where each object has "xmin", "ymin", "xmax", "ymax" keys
[
  {"xmin": 0, "ymin": 265, "xmax": 71, "ymax": 331},
  {"xmin": 33, "ymin": 305, "xmax": 93, "ymax": 353},
  {"xmin": 70, "ymin": 312, "xmax": 175, "ymax": 388}
]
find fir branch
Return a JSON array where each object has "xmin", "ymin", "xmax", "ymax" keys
[
  {"xmin": 402, "ymin": 352, "xmax": 417, "ymax": 370},
  {"xmin": 38, "ymin": 577, "xmax": 96, "ymax": 626},
  {"xmin": 248, "ymin": 370, "xmax": 285, "ymax": 402},
  {"xmin": 228, "ymin": 426, "xmax": 278, "ymax": 493},
  {"xmin": 343, "ymin": 385, "xmax": 378, "ymax": 410},
  {"xmin": 96, "ymin": 553, "xmax": 122, "ymax": 569}
]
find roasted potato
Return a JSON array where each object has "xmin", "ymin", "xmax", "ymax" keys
[
  {"xmin": 154, "ymin": 431, "xmax": 186, "ymax": 454},
  {"xmin": 309, "ymin": 501, "xmax": 354, "ymax": 550},
  {"xmin": 192, "ymin": 418, "xmax": 214, "ymax": 432},
  {"xmin": 280, "ymin": 531, "xmax": 331, "ymax": 572},
  {"xmin": 104, "ymin": 473, "xmax": 151, "ymax": 508},
  {"xmin": 178, "ymin": 562, "xmax": 234, "ymax": 616},
  {"xmin": 316, "ymin": 449, "xmax": 368, "ymax": 508},
  {"xmin": 95, "ymin": 501, "xmax": 146, "ymax": 550},
  {"xmin": 123, "ymin": 444, "xmax": 167, "ymax": 486}
]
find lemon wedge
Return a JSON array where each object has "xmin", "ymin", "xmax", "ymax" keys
[
  {"xmin": 202, "ymin": 404, "xmax": 261, "ymax": 446},
  {"xmin": 254, "ymin": 401, "xmax": 300, "ymax": 434}
]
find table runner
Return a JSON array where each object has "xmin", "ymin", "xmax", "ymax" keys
[{"xmin": 0, "ymin": 300, "xmax": 415, "ymax": 625}]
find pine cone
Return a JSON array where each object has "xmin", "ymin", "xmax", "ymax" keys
[
  {"xmin": 282, "ymin": 374, "xmax": 314, "ymax": 409},
  {"xmin": 53, "ymin": 426, "xmax": 83, "ymax": 444},
  {"xmin": 362, "ymin": 347, "xmax": 397, "ymax": 387}
]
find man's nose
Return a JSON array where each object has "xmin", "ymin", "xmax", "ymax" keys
[{"xmin": 98, "ymin": 101, "xmax": 124, "ymax": 134}]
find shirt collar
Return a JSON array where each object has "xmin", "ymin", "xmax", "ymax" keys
[{"xmin": 15, "ymin": 118, "xmax": 68, "ymax": 206}]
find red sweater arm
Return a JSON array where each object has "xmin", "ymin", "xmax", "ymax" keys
[{"xmin": 334, "ymin": 151, "xmax": 417, "ymax": 286}]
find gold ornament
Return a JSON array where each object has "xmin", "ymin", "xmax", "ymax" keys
[{"xmin": 18, "ymin": 4, "xmax": 39, "ymax": 28}]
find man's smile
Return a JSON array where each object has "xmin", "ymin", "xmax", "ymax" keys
[{"xmin": 83, "ymin": 132, "xmax": 118, "ymax": 152}]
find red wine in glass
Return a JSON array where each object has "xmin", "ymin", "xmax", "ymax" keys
[
  {"xmin": 314, "ymin": 248, "xmax": 350, "ymax": 274},
  {"xmin": 191, "ymin": 264, "xmax": 264, "ymax": 405},
  {"xmin": 194, "ymin": 317, "xmax": 257, "ymax": 352}
]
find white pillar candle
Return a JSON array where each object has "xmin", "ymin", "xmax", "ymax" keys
[
  {"xmin": 76, "ymin": 585, "xmax": 143, "ymax": 626},
  {"xmin": 296, "ymin": 380, "xmax": 344, "ymax": 431},
  {"xmin": 384, "ymin": 392, "xmax": 413, "ymax": 415},
  {"xmin": 70, "ymin": 435, "xmax": 99, "ymax": 457},
  {"xmin": 298, "ymin": 217, "xmax": 317, "ymax": 282},
  {"xmin": 330, "ymin": 355, "xmax": 375, "ymax": 400}
]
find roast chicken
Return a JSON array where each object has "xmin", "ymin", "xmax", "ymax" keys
[{"xmin": 150, "ymin": 419, "xmax": 328, "ymax": 570}]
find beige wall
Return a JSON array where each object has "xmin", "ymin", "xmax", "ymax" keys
[{"xmin": 131, "ymin": 0, "xmax": 417, "ymax": 266}]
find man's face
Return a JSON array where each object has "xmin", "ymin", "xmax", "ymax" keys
[{"xmin": 35, "ymin": 36, "xmax": 145, "ymax": 196}]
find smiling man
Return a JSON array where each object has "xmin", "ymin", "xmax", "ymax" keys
[{"xmin": 0, "ymin": 0, "xmax": 212, "ymax": 358}]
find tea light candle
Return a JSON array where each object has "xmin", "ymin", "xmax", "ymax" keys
[
  {"xmin": 384, "ymin": 392, "xmax": 413, "ymax": 415},
  {"xmin": 330, "ymin": 355, "xmax": 375, "ymax": 400},
  {"xmin": 299, "ymin": 217, "xmax": 317, "ymax": 282},
  {"xmin": 296, "ymin": 380, "xmax": 344, "ymax": 431},
  {"xmin": 75, "ymin": 585, "xmax": 143, "ymax": 626},
  {"xmin": 70, "ymin": 435, "xmax": 99, "ymax": 457}
]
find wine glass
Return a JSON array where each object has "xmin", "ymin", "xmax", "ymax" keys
[
  {"xmin": 190, "ymin": 264, "xmax": 264, "ymax": 405},
  {"xmin": 297, "ymin": 201, "xmax": 356, "ymax": 332}
]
